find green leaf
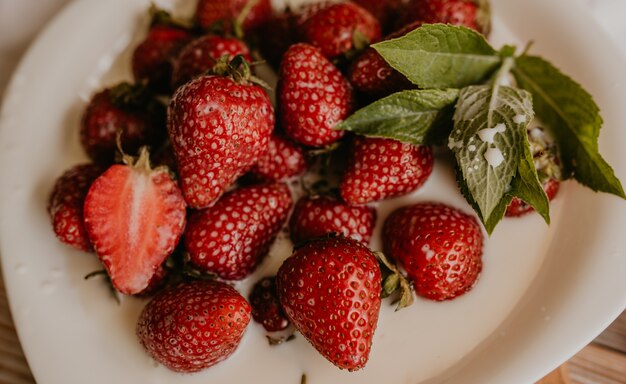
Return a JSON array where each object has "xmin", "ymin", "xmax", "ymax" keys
[
  {"xmin": 513, "ymin": 55, "xmax": 625, "ymax": 198},
  {"xmin": 510, "ymin": 134, "xmax": 550, "ymax": 224},
  {"xmin": 451, "ymin": 85, "xmax": 534, "ymax": 222},
  {"xmin": 335, "ymin": 89, "xmax": 459, "ymax": 145},
  {"xmin": 371, "ymin": 24, "xmax": 502, "ymax": 89}
]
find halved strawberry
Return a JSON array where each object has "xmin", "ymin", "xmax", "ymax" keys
[{"xmin": 84, "ymin": 148, "xmax": 187, "ymax": 295}]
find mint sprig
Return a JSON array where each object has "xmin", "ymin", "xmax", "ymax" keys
[{"xmin": 336, "ymin": 24, "xmax": 624, "ymax": 233}]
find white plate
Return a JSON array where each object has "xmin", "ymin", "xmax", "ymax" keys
[{"xmin": 1, "ymin": 0, "xmax": 625, "ymax": 383}]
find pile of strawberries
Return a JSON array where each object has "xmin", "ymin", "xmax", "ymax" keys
[{"xmin": 47, "ymin": 0, "xmax": 559, "ymax": 375}]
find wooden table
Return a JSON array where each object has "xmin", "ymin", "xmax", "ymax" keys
[{"xmin": 0, "ymin": 267, "xmax": 623, "ymax": 384}]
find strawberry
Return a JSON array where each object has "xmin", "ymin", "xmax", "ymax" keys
[
  {"xmin": 340, "ymin": 136, "xmax": 433, "ymax": 205},
  {"xmin": 83, "ymin": 148, "xmax": 187, "ymax": 295},
  {"xmin": 80, "ymin": 82, "xmax": 166, "ymax": 164},
  {"xmin": 248, "ymin": 133, "xmax": 307, "ymax": 182},
  {"xmin": 383, "ymin": 203, "xmax": 483, "ymax": 301},
  {"xmin": 136, "ymin": 280, "xmax": 251, "ymax": 372},
  {"xmin": 276, "ymin": 235, "xmax": 381, "ymax": 371},
  {"xmin": 167, "ymin": 58, "xmax": 274, "ymax": 208},
  {"xmin": 398, "ymin": 0, "xmax": 490, "ymax": 35},
  {"xmin": 249, "ymin": 276, "xmax": 290, "ymax": 332},
  {"xmin": 131, "ymin": 7, "xmax": 193, "ymax": 93},
  {"xmin": 289, "ymin": 195, "xmax": 376, "ymax": 245},
  {"xmin": 195, "ymin": 0, "xmax": 272, "ymax": 34},
  {"xmin": 171, "ymin": 35, "xmax": 251, "ymax": 89},
  {"xmin": 184, "ymin": 183, "xmax": 292, "ymax": 280},
  {"xmin": 256, "ymin": 11, "xmax": 297, "ymax": 70},
  {"xmin": 278, "ymin": 43, "xmax": 354, "ymax": 147},
  {"xmin": 348, "ymin": 21, "xmax": 423, "ymax": 98},
  {"xmin": 353, "ymin": 0, "xmax": 403, "ymax": 32},
  {"xmin": 48, "ymin": 163, "xmax": 103, "ymax": 252},
  {"xmin": 295, "ymin": 2, "xmax": 381, "ymax": 59}
]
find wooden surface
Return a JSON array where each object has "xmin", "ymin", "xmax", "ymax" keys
[{"xmin": 0, "ymin": 265, "xmax": 623, "ymax": 383}]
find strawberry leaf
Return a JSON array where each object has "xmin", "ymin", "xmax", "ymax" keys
[
  {"xmin": 335, "ymin": 89, "xmax": 459, "ymax": 145},
  {"xmin": 450, "ymin": 85, "xmax": 534, "ymax": 224},
  {"xmin": 372, "ymin": 24, "xmax": 501, "ymax": 89},
  {"xmin": 512, "ymin": 55, "xmax": 625, "ymax": 198}
]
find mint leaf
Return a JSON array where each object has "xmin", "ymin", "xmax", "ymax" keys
[
  {"xmin": 372, "ymin": 24, "xmax": 501, "ymax": 89},
  {"xmin": 510, "ymin": 134, "xmax": 550, "ymax": 224},
  {"xmin": 451, "ymin": 85, "xmax": 534, "ymax": 222},
  {"xmin": 456, "ymin": 170, "xmax": 512, "ymax": 234},
  {"xmin": 335, "ymin": 89, "xmax": 459, "ymax": 145},
  {"xmin": 513, "ymin": 55, "xmax": 625, "ymax": 198}
]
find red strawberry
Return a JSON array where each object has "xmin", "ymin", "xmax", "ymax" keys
[
  {"xmin": 348, "ymin": 21, "xmax": 423, "ymax": 98},
  {"xmin": 256, "ymin": 11, "xmax": 297, "ymax": 70},
  {"xmin": 167, "ymin": 63, "xmax": 274, "ymax": 209},
  {"xmin": 136, "ymin": 264, "xmax": 169, "ymax": 297},
  {"xmin": 249, "ymin": 276, "xmax": 290, "ymax": 332},
  {"xmin": 248, "ymin": 133, "xmax": 306, "ymax": 182},
  {"xmin": 295, "ymin": 2, "xmax": 381, "ymax": 59},
  {"xmin": 278, "ymin": 43, "xmax": 354, "ymax": 147},
  {"xmin": 398, "ymin": 0, "xmax": 490, "ymax": 35},
  {"xmin": 80, "ymin": 82, "xmax": 166, "ymax": 164},
  {"xmin": 276, "ymin": 235, "xmax": 381, "ymax": 371},
  {"xmin": 340, "ymin": 137, "xmax": 433, "ymax": 205},
  {"xmin": 136, "ymin": 280, "xmax": 251, "ymax": 372},
  {"xmin": 195, "ymin": 0, "xmax": 272, "ymax": 33},
  {"xmin": 171, "ymin": 35, "xmax": 251, "ymax": 89},
  {"xmin": 83, "ymin": 148, "xmax": 187, "ymax": 295},
  {"xmin": 506, "ymin": 178, "xmax": 560, "ymax": 217},
  {"xmin": 353, "ymin": 0, "xmax": 403, "ymax": 32},
  {"xmin": 383, "ymin": 203, "xmax": 483, "ymax": 301},
  {"xmin": 48, "ymin": 164, "xmax": 103, "ymax": 252},
  {"xmin": 184, "ymin": 183, "xmax": 292, "ymax": 280},
  {"xmin": 132, "ymin": 8, "xmax": 193, "ymax": 93},
  {"xmin": 289, "ymin": 195, "xmax": 376, "ymax": 244}
]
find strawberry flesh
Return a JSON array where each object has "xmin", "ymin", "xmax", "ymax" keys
[{"xmin": 84, "ymin": 150, "xmax": 187, "ymax": 295}]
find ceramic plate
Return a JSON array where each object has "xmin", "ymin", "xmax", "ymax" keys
[{"xmin": 1, "ymin": 0, "xmax": 625, "ymax": 383}]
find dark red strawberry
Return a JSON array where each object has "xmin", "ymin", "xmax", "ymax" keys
[
  {"xmin": 295, "ymin": 2, "xmax": 381, "ymax": 59},
  {"xmin": 276, "ymin": 235, "xmax": 381, "ymax": 371},
  {"xmin": 167, "ymin": 60, "xmax": 274, "ymax": 209},
  {"xmin": 348, "ymin": 21, "xmax": 423, "ymax": 98},
  {"xmin": 383, "ymin": 203, "xmax": 483, "ymax": 301},
  {"xmin": 248, "ymin": 133, "xmax": 306, "ymax": 182},
  {"xmin": 340, "ymin": 136, "xmax": 433, "ymax": 205},
  {"xmin": 171, "ymin": 35, "xmax": 251, "ymax": 89},
  {"xmin": 132, "ymin": 8, "xmax": 193, "ymax": 93},
  {"xmin": 398, "ymin": 0, "xmax": 490, "ymax": 35},
  {"xmin": 256, "ymin": 11, "xmax": 297, "ymax": 70},
  {"xmin": 195, "ymin": 0, "xmax": 272, "ymax": 34},
  {"xmin": 80, "ymin": 82, "xmax": 166, "ymax": 164},
  {"xmin": 184, "ymin": 183, "xmax": 292, "ymax": 280},
  {"xmin": 137, "ymin": 280, "xmax": 251, "ymax": 372},
  {"xmin": 353, "ymin": 0, "xmax": 403, "ymax": 32},
  {"xmin": 249, "ymin": 276, "xmax": 290, "ymax": 332},
  {"xmin": 278, "ymin": 43, "xmax": 354, "ymax": 147},
  {"xmin": 289, "ymin": 195, "xmax": 376, "ymax": 245},
  {"xmin": 48, "ymin": 164, "xmax": 103, "ymax": 252},
  {"xmin": 506, "ymin": 178, "xmax": 560, "ymax": 217},
  {"xmin": 83, "ymin": 148, "xmax": 187, "ymax": 295}
]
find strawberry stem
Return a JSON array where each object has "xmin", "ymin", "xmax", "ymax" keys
[
  {"xmin": 233, "ymin": 0, "xmax": 261, "ymax": 39},
  {"xmin": 376, "ymin": 251, "xmax": 414, "ymax": 311}
]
